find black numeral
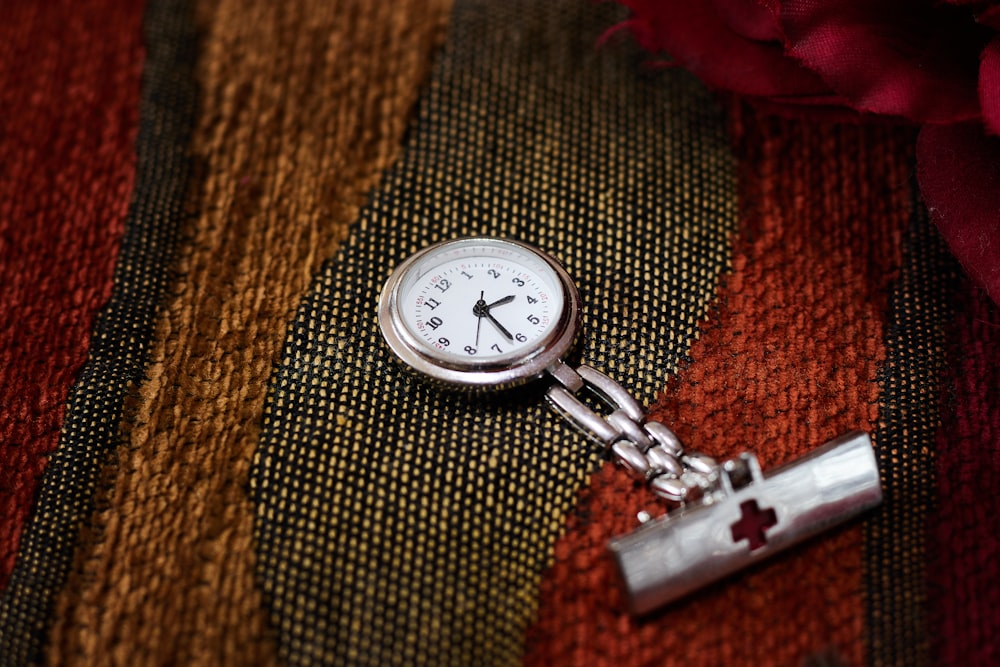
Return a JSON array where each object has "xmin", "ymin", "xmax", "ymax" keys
[
  {"xmin": 464, "ymin": 345, "xmax": 477, "ymax": 355},
  {"xmin": 512, "ymin": 277, "xmax": 525, "ymax": 287},
  {"xmin": 488, "ymin": 269, "xmax": 500, "ymax": 279},
  {"xmin": 461, "ymin": 271, "xmax": 473, "ymax": 280},
  {"xmin": 515, "ymin": 333, "xmax": 527, "ymax": 342},
  {"xmin": 434, "ymin": 279, "xmax": 451, "ymax": 293},
  {"xmin": 427, "ymin": 316, "xmax": 443, "ymax": 330},
  {"xmin": 490, "ymin": 343, "xmax": 503, "ymax": 353},
  {"xmin": 527, "ymin": 295, "xmax": 538, "ymax": 304},
  {"xmin": 425, "ymin": 297, "xmax": 442, "ymax": 310},
  {"xmin": 526, "ymin": 314, "xmax": 540, "ymax": 325},
  {"xmin": 438, "ymin": 337, "xmax": 450, "ymax": 347}
]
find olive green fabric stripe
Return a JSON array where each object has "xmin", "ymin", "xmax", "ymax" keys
[
  {"xmin": 0, "ymin": 0, "xmax": 197, "ymax": 664},
  {"xmin": 865, "ymin": 189, "xmax": 960, "ymax": 666},
  {"xmin": 250, "ymin": 0, "xmax": 738, "ymax": 664}
]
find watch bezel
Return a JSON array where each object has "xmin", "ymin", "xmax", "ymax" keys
[{"xmin": 378, "ymin": 237, "xmax": 581, "ymax": 389}]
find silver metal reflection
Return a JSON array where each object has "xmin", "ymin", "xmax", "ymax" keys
[{"xmin": 608, "ymin": 431, "xmax": 882, "ymax": 616}]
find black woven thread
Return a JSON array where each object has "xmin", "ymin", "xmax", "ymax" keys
[
  {"xmin": 250, "ymin": 0, "xmax": 737, "ymax": 665},
  {"xmin": 0, "ymin": 1, "xmax": 197, "ymax": 664},
  {"xmin": 864, "ymin": 186, "xmax": 960, "ymax": 666}
]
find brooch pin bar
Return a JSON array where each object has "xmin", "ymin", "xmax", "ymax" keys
[{"xmin": 607, "ymin": 431, "xmax": 882, "ymax": 616}]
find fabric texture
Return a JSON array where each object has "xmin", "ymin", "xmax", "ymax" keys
[
  {"xmin": 0, "ymin": 0, "xmax": 144, "ymax": 589},
  {"xmin": 612, "ymin": 0, "xmax": 1000, "ymax": 307},
  {"xmin": 0, "ymin": 0, "xmax": 194, "ymax": 663},
  {"xmin": 863, "ymin": 186, "xmax": 960, "ymax": 667},
  {"xmin": 928, "ymin": 279, "xmax": 1000, "ymax": 665},
  {"xmin": 916, "ymin": 123, "xmax": 1000, "ymax": 306},
  {"xmin": 1, "ymin": 0, "xmax": 998, "ymax": 665},
  {"xmin": 42, "ymin": 1, "xmax": 450, "ymax": 665}
]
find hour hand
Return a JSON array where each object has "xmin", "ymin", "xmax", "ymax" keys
[{"xmin": 487, "ymin": 295, "xmax": 515, "ymax": 309}]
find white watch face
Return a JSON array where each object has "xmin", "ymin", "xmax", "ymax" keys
[{"xmin": 379, "ymin": 238, "xmax": 580, "ymax": 388}]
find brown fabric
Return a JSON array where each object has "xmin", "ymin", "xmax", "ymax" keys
[
  {"xmin": 525, "ymin": 111, "xmax": 915, "ymax": 666},
  {"xmin": 44, "ymin": 1, "xmax": 450, "ymax": 664}
]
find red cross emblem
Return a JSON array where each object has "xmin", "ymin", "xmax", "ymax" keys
[{"xmin": 730, "ymin": 499, "xmax": 778, "ymax": 551}]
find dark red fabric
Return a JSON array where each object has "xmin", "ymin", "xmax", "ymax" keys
[
  {"xmin": 917, "ymin": 124, "xmax": 1000, "ymax": 305},
  {"xmin": 0, "ymin": 0, "xmax": 144, "ymax": 588},
  {"xmin": 929, "ymin": 282, "xmax": 1000, "ymax": 665},
  {"xmin": 980, "ymin": 5, "xmax": 1000, "ymax": 31}
]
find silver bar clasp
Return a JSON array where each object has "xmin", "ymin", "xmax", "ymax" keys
[{"xmin": 607, "ymin": 431, "xmax": 882, "ymax": 615}]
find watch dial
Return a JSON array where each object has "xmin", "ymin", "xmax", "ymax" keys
[{"xmin": 397, "ymin": 239, "xmax": 565, "ymax": 364}]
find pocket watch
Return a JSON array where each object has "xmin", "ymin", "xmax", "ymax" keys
[
  {"xmin": 377, "ymin": 236, "xmax": 716, "ymax": 499},
  {"xmin": 377, "ymin": 236, "xmax": 882, "ymax": 615},
  {"xmin": 377, "ymin": 237, "xmax": 581, "ymax": 389}
]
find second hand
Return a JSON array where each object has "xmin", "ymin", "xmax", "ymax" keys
[{"xmin": 475, "ymin": 290, "xmax": 484, "ymax": 347}]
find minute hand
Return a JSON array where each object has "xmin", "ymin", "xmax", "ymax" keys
[{"xmin": 483, "ymin": 310, "xmax": 514, "ymax": 340}]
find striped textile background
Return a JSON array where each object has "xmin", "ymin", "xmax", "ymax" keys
[{"xmin": 1, "ymin": 0, "xmax": 997, "ymax": 665}]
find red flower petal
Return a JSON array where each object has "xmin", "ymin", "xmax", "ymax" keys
[
  {"xmin": 978, "ymin": 5, "xmax": 1000, "ymax": 31},
  {"xmin": 709, "ymin": 0, "xmax": 782, "ymax": 42},
  {"xmin": 618, "ymin": 0, "xmax": 838, "ymax": 100},
  {"xmin": 917, "ymin": 123, "xmax": 1000, "ymax": 304},
  {"xmin": 780, "ymin": 0, "xmax": 984, "ymax": 123},
  {"xmin": 980, "ymin": 37, "xmax": 1000, "ymax": 136}
]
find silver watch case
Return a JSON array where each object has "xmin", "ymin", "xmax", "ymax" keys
[{"xmin": 377, "ymin": 237, "xmax": 581, "ymax": 390}]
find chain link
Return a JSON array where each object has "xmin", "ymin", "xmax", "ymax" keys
[{"xmin": 546, "ymin": 362, "xmax": 719, "ymax": 504}]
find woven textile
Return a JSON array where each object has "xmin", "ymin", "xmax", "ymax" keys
[
  {"xmin": 0, "ymin": 0, "xmax": 193, "ymax": 663},
  {"xmin": 863, "ymin": 192, "xmax": 959, "ymax": 666},
  {"xmin": 42, "ymin": 0, "xmax": 449, "ymax": 665},
  {"xmin": 928, "ymin": 280, "xmax": 1000, "ymax": 666},
  {"xmin": 1, "ymin": 0, "xmax": 998, "ymax": 665},
  {"xmin": 0, "ymin": 0, "xmax": 145, "ymax": 589}
]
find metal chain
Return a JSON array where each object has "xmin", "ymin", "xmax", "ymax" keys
[{"xmin": 546, "ymin": 361, "xmax": 720, "ymax": 504}]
